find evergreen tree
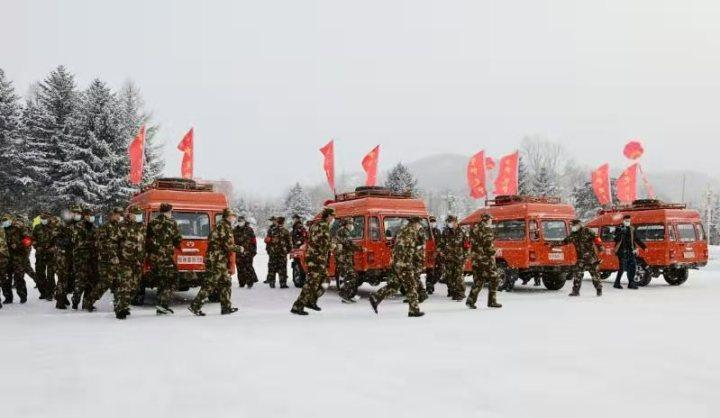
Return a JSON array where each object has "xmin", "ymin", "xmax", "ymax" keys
[
  {"xmin": 118, "ymin": 81, "xmax": 164, "ymax": 186},
  {"xmin": 385, "ymin": 162, "xmax": 418, "ymax": 195},
  {"xmin": 284, "ymin": 183, "xmax": 314, "ymax": 221},
  {"xmin": 518, "ymin": 156, "xmax": 533, "ymax": 195},
  {"xmin": 532, "ymin": 166, "xmax": 559, "ymax": 197},
  {"xmin": 53, "ymin": 79, "xmax": 119, "ymax": 210},
  {"xmin": 572, "ymin": 181, "xmax": 601, "ymax": 220},
  {"xmin": 0, "ymin": 69, "xmax": 27, "ymax": 213}
]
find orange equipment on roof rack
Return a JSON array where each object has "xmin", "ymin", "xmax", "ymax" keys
[{"xmin": 488, "ymin": 195, "xmax": 563, "ymax": 206}]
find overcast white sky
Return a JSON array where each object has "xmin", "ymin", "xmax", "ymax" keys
[{"xmin": 2, "ymin": 0, "xmax": 720, "ymax": 195}]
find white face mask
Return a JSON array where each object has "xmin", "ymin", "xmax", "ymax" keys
[
  {"xmin": 430, "ymin": 222, "xmax": 437, "ymax": 228},
  {"xmin": 87, "ymin": 216, "xmax": 95, "ymax": 223},
  {"xmin": 73, "ymin": 214, "xmax": 82, "ymax": 221},
  {"xmin": 347, "ymin": 224, "xmax": 355, "ymax": 232},
  {"xmin": 328, "ymin": 217, "xmax": 335, "ymax": 226},
  {"xmin": 623, "ymin": 221, "xmax": 631, "ymax": 227},
  {"xmin": 1, "ymin": 221, "xmax": 10, "ymax": 228},
  {"xmin": 572, "ymin": 225, "xmax": 580, "ymax": 232},
  {"xmin": 41, "ymin": 219, "xmax": 48, "ymax": 225},
  {"xmin": 238, "ymin": 221, "xmax": 246, "ymax": 227},
  {"xmin": 134, "ymin": 214, "xmax": 143, "ymax": 223},
  {"xmin": 61, "ymin": 211, "xmax": 72, "ymax": 222},
  {"xmin": 449, "ymin": 222, "xmax": 457, "ymax": 229}
]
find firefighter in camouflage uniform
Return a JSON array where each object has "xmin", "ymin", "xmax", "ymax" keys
[
  {"xmin": 85, "ymin": 207, "xmax": 123, "ymax": 313},
  {"xmin": 425, "ymin": 216, "xmax": 442, "ymax": 295},
  {"xmin": 32, "ymin": 213, "xmax": 58, "ymax": 300},
  {"xmin": 3, "ymin": 216, "xmax": 33, "ymax": 304},
  {"xmin": 291, "ymin": 208, "xmax": 335, "ymax": 315},
  {"xmin": 71, "ymin": 208, "xmax": 97, "ymax": 310},
  {"xmin": 369, "ymin": 217, "xmax": 425, "ymax": 317},
  {"xmin": 335, "ymin": 218, "xmax": 363, "ymax": 303},
  {"xmin": 54, "ymin": 207, "xmax": 79, "ymax": 309},
  {"xmin": 439, "ymin": 215, "xmax": 468, "ymax": 301},
  {"xmin": 466, "ymin": 214, "xmax": 503, "ymax": 309},
  {"xmin": 0, "ymin": 215, "xmax": 9, "ymax": 309},
  {"xmin": 190, "ymin": 208, "xmax": 240, "ymax": 316},
  {"xmin": 552, "ymin": 219, "xmax": 603, "ymax": 297},
  {"xmin": 265, "ymin": 216, "xmax": 292, "ymax": 288},
  {"xmin": 145, "ymin": 203, "xmax": 182, "ymax": 314},
  {"xmin": 233, "ymin": 216, "xmax": 258, "ymax": 288},
  {"xmin": 115, "ymin": 207, "xmax": 148, "ymax": 319}
]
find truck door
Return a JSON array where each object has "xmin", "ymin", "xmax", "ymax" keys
[{"xmin": 365, "ymin": 216, "xmax": 386, "ymax": 271}]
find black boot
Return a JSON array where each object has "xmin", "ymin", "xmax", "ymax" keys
[
  {"xmin": 596, "ymin": 288, "xmax": 602, "ymax": 297},
  {"xmin": 613, "ymin": 282, "xmax": 623, "ymax": 289},
  {"xmin": 369, "ymin": 294, "xmax": 380, "ymax": 314},
  {"xmin": 291, "ymin": 305, "xmax": 308, "ymax": 316},
  {"xmin": 116, "ymin": 310, "xmax": 128, "ymax": 320},
  {"xmin": 188, "ymin": 306, "xmax": 206, "ymax": 316},
  {"xmin": 466, "ymin": 301, "xmax": 477, "ymax": 310},
  {"xmin": 221, "ymin": 307, "xmax": 239, "ymax": 315},
  {"xmin": 305, "ymin": 303, "xmax": 321, "ymax": 312},
  {"xmin": 408, "ymin": 311, "xmax": 425, "ymax": 317}
]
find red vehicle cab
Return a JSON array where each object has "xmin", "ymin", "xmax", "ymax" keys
[
  {"xmin": 291, "ymin": 186, "xmax": 436, "ymax": 288},
  {"xmin": 460, "ymin": 195, "xmax": 577, "ymax": 291},
  {"xmin": 128, "ymin": 178, "xmax": 235, "ymax": 290},
  {"xmin": 586, "ymin": 199, "xmax": 708, "ymax": 286}
]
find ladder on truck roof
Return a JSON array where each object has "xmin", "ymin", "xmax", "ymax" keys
[
  {"xmin": 487, "ymin": 195, "xmax": 562, "ymax": 206},
  {"xmin": 143, "ymin": 178, "xmax": 214, "ymax": 192},
  {"xmin": 599, "ymin": 199, "xmax": 687, "ymax": 214},
  {"xmin": 333, "ymin": 186, "xmax": 412, "ymax": 203}
]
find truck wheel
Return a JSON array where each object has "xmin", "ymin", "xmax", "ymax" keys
[
  {"xmin": 542, "ymin": 272, "xmax": 566, "ymax": 291},
  {"xmin": 636, "ymin": 271, "xmax": 652, "ymax": 287},
  {"xmin": 496, "ymin": 262, "xmax": 516, "ymax": 292},
  {"xmin": 664, "ymin": 268, "xmax": 689, "ymax": 286},
  {"xmin": 292, "ymin": 260, "xmax": 306, "ymax": 288}
]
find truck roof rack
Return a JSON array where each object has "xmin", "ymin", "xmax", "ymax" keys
[
  {"xmin": 599, "ymin": 199, "xmax": 687, "ymax": 214},
  {"xmin": 333, "ymin": 186, "xmax": 412, "ymax": 203},
  {"xmin": 143, "ymin": 178, "xmax": 214, "ymax": 192},
  {"xmin": 487, "ymin": 195, "xmax": 562, "ymax": 206}
]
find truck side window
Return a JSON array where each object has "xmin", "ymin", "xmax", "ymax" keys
[
  {"xmin": 369, "ymin": 217, "xmax": 381, "ymax": 241},
  {"xmin": 668, "ymin": 224, "xmax": 676, "ymax": 241},
  {"xmin": 695, "ymin": 223, "xmax": 706, "ymax": 241}
]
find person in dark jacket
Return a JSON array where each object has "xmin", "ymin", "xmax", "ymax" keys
[{"xmin": 613, "ymin": 215, "xmax": 647, "ymax": 289}]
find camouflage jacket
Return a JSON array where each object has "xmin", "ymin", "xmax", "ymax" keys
[
  {"xmin": 71, "ymin": 220, "xmax": 96, "ymax": 262},
  {"xmin": 439, "ymin": 226, "xmax": 467, "ymax": 264},
  {"xmin": 206, "ymin": 219, "xmax": 239, "ymax": 268},
  {"xmin": 333, "ymin": 226, "xmax": 360, "ymax": 267},
  {"xmin": 469, "ymin": 223, "xmax": 496, "ymax": 266},
  {"xmin": 266, "ymin": 224, "xmax": 291, "ymax": 256},
  {"xmin": 146, "ymin": 215, "xmax": 182, "ymax": 268},
  {"xmin": 291, "ymin": 222, "xmax": 308, "ymax": 249},
  {"xmin": 55, "ymin": 221, "xmax": 75, "ymax": 256},
  {"xmin": 119, "ymin": 221, "xmax": 146, "ymax": 267},
  {"xmin": 96, "ymin": 219, "xmax": 122, "ymax": 265},
  {"xmin": 0, "ymin": 226, "xmax": 8, "ymax": 262},
  {"xmin": 233, "ymin": 224, "xmax": 257, "ymax": 257},
  {"xmin": 392, "ymin": 224, "xmax": 422, "ymax": 270},
  {"xmin": 560, "ymin": 227, "xmax": 601, "ymax": 265},
  {"xmin": 306, "ymin": 220, "xmax": 333, "ymax": 267},
  {"xmin": 32, "ymin": 223, "xmax": 58, "ymax": 254},
  {"xmin": 6, "ymin": 225, "xmax": 32, "ymax": 261}
]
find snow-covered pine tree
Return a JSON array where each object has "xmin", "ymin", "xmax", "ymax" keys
[
  {"xmin": 118, "ymin": 81, "xmax": 164, "ymax": 186},
  {"xmin": 518, "ymin": 156, "xmax": 533, "ymax": 196},
  {"xmin": 53, "ymin": 79, "xmax": 119, "ymax": 210},
  {"xmin": 385, "ymin": 162, "xmax": 418, "ymax": 195},
  {"xmin": 532, "ymin": 166, "xmax": 559, "ymax": 197},
  {"xmin": 572, "ymin": 181, "xmax": 601, "ymax": 220},
  {"xmin": 709, "ymin": 195, "xmax": 720, "ymax": 245},
  {"xmin": 0, "ymin": 68, "xmax": 28, "ymax": 213},
  {"xmin": 284, "ymin": 183, "xmax": 314, "ymax": 221},
  {"xmin": 33, "ymin": 66, "xmax": 80, "ymax": 211}
]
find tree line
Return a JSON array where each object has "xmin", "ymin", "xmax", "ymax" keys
[{"xmin": 0, "ymin": 66, "xmax": 164, "ymax": 216}]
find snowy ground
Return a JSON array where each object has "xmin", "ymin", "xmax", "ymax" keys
[{"xmin": 2, "ymin": 245, "xmax": 719, "ymax": 418}]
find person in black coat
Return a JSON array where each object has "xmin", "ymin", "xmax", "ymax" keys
[{"xmin": 613, "ymin": 215, "xmax": 647, "ymax": 289}]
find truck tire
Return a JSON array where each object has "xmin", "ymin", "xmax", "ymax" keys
[
  {"xmin": 542, "ymin": 272, "xmax": 566, "ymax": 291},
  {"xmin": 292, "ymin": 260, "xmax": 306, "ymax": 288},
  {"xmin": 664, "ymin": 268, "xmax": 689, "ymax": 286},
  {"xmin": 497, "ymin": 262, "xmax": 517, "ymax": 292},
  {"xmin": 636, "ymin": 261, "xmax": 652, "ymax": 287}
]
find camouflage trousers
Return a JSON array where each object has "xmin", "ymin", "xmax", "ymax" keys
[
  {"xmin": 266, "ymin": 254, "xmax": 288, "ymax": 285},
  {"xmin": 72, "ymin": 257, "xmax": 97, "ymax": 308},
  {"xmin": 151, "ymin": 265, "xmax": 177, "ymax": 307},
  {"xmin": 2, "ymin": 259, "xmax": 28, "ymax": 303},
  {"xmin": 467, "ymin": 262, "xmax": 500, "ymax": 306},
  {"xmin": 53, "ymin": 251, "xmax": 73, "ymax": 307},
  {"xmin": 236, "ymin": 255, "xmax": 258, "ymax": 287},
  {"xmin": 88, "ymin": 263, "xmax": 135, "ymax": 314},
  {"xmin": 191, "ymin": 264, "xmax": 232, "ymax": 311},
  {"xmin": 35, "ymin": 251, "xmax": 57, "ymax": 299},
  {"xmin": 293, "ymin": 263, "xmax": 329, "ymax": 309},
  {"xmin": 444, "ymin": 261, "xmax": 465, "ymax": 298},
  {"xmin": 372, "ymin": 267, "xmax": 420, "ymax": 314},
  {"xmin": 425, "ymin": 263, "xmax": 443, "ymax": 293},
  {"xmin": 572, "ymin": 262, "xmax": 602, "ymax": 293},
  {"xmin": 0, "ymin": 259, "xmax": 5, "ymax": 307},
  {"xmin": 337, "ymin": 260, "xmax": 359, "ymax": 300}
]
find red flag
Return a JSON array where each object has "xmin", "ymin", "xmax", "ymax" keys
[
  {"xmin": 617, "ymin": 164, "xmax": 638, "ymax": 204},
  {"xmin": 319, "ymin": 140, "xmax": 335, "ymax": 193},
  {"xmin": 128, "ymin": 125, "xmax": 145, "ymax": 185},
  {"xmin": 494, "ymin": 151, "xmax": 519, "ymax": 195},
  {"xmin": 177, "ymin": 128, "xmax": 194, "ymax": 179},
  {"xmin": 591, "ymin": 163, "xmax": 611, "ymax": 206},
  {"xmin": 467, "ymin": 151, "xmax": 487, "ymax": 199},
  {"xmin": 638, "ymin": 165, "xmax": 655, "ymax": 199},
  {"xmin": 362, "ymin": 145, "xmax": 380, "ymax": 187}
]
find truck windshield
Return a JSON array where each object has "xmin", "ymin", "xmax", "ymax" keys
[
  {"xmin": 153, "ymin": 211, "xmax": 210, "ymax": 238},
  {"xmin": 331, "ymin": 216, "xmax": 365, "ymax": 239},
  {"xmin": 542, "ymin": 220, "xmax": 567, "ymax": 241},
  {"xmin": 635, "ymin": 224, "xmax": 666, "ymax": 242},
  {"xmin": 494, "ymin": 220, "xmax": 526, "ymax": 241}
]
